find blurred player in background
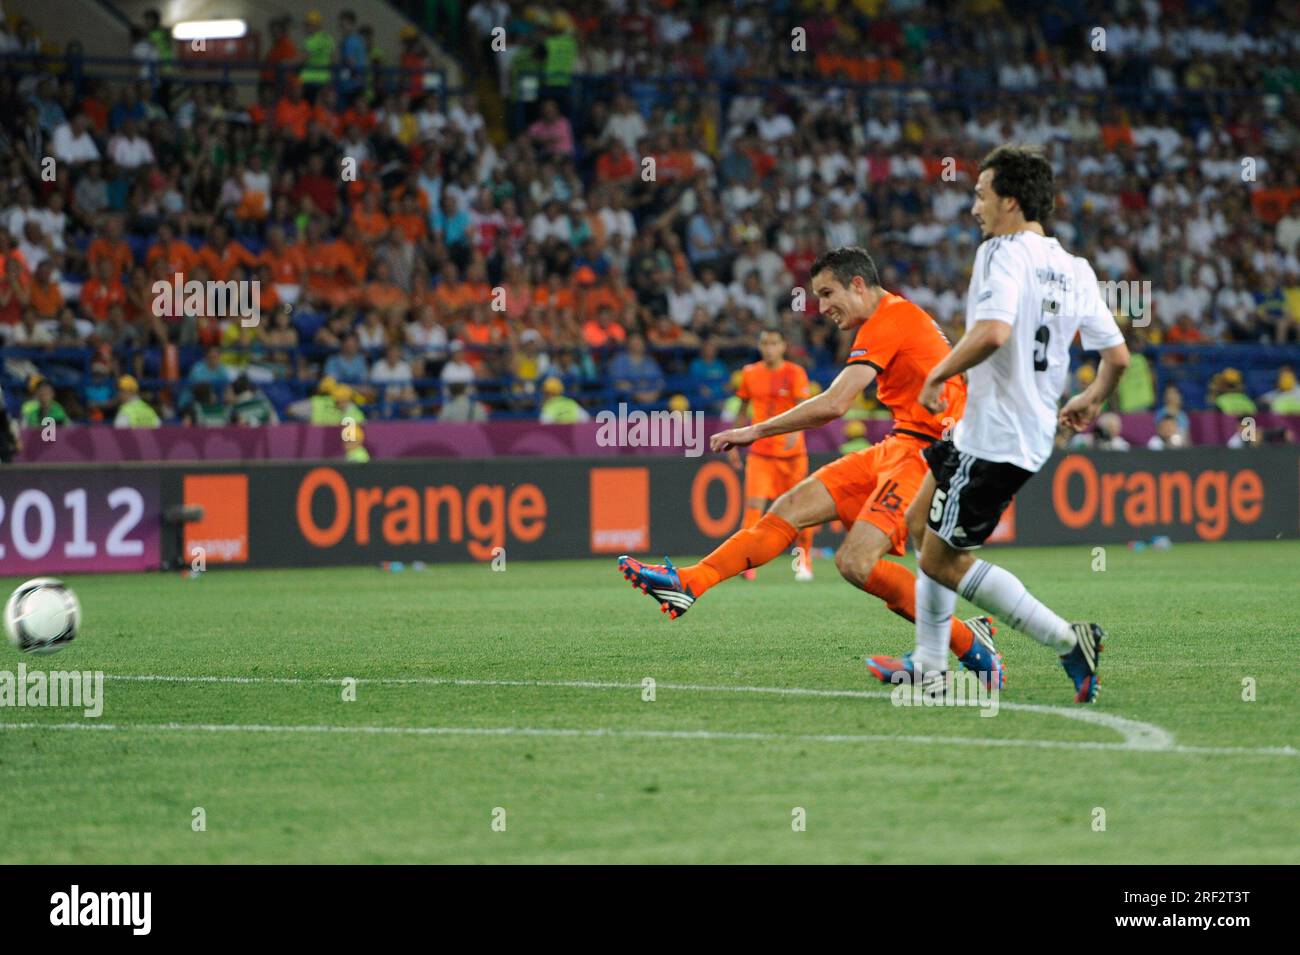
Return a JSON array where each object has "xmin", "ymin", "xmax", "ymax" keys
[
  {"xmin": 728, "ymin": 327, "xmax": 815, "ymax": 582},
  {"xmin": 620, "ymin": 247, "xmax": 1003, "ymax": 687}
]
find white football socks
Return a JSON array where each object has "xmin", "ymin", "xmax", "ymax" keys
[
  {"xmin": 914, "ymin": 570, "xmax": 956, "ymax": 675},
  {"xmin": 958, "ymin": 559, "xmax": 1074, "ymax": 654}
]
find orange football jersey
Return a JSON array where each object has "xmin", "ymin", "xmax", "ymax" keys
[
  {"xmin": 738, "ymin": 359, "xmax": 810, "ymax": 458},
  {"xmin": 844, "ymin": 292, "xmax": 966, "ymax": 439}
]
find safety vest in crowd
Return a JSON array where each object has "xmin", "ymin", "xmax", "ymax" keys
[
  {"xmin": 301, "ymin": 31, "xmax": 335, "ymax": 86},
  {"xmin": 117, "ymin": 397, "xmax": 161, "ymax": 428}
]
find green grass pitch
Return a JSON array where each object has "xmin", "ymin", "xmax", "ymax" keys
[{"xmin": 0, "ymin": 540, "xmax": 1295, "ymax": 864}]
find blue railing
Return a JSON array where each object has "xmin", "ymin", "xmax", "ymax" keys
[
  {"xmin": 6, "ymin": 343, "xmax": 1300, "ymax": 424},
  {"xmin": 0, "ymin": 51, "xmax": 452, "ymax": 105}
]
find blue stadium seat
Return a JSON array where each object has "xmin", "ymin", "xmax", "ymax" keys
[
  {"xmin": 292, "ymin": 310, "xmax": 327, "ymax": 341},
  {"xmin": 1245, "ymin": 370, "xmax": 1277, "ymax": 399},
  {"xmin": 260, "ymin": 381, "xmax": 296, "ymax": 414}
]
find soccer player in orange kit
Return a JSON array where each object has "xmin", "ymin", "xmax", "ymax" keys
[
  {"xmin": 619, "ymin": 246, "xmax": 1004, "ymax": 687},
  {"xmin": 730, "ymin": 327, "xmax": 816, "ymax": 582}
]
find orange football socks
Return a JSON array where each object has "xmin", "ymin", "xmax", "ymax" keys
[
  {"xmin": 863, "ymin": 560, "xmax": 973, "ymax": 655},
  {"xmin": 678, "ymin": 512, "xmax": 798, "ymax": 596}
]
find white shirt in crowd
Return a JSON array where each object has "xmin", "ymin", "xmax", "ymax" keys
[
  {"xmin": 370, "ymin": 357, "xmax": 415, "ymax": 398},
  {"xmin": 51, "ymin": 123, "xmax": 100, "ymax": 165},
  {"xmin": 598, "ymin": 205, "xmax": 636, "ymax": 244},
  {"xmin": 529, "ymin": 211, "xmax": 571, "ymax": 244},
  {"xmin": 666, "ymin": 286, "xmax": 697, "ymax": 326},
  {"xmin": 108, "ymin": 132, "xmax": 155, "ymax": 169},
  {"xmin": 602, "ymin": 109, "xmax": 647, "ymax": 153},
  {"xmin": 449, "ymin": 103, "xmax": 485, "ymax": 139},
  {"xmin": 756, "ymin": 111, "xmax": 796, "ymax": 143},
  {"xmin": 406, "ymin": 321, "xmax": 448, "ymax": 355},
  {"xmin": 440, "ymin": 357, "xmax": 476, "ymax": 388},
  {"xmin": 692, "ymin": 279, "xmax": 728, "ymax": 317}
]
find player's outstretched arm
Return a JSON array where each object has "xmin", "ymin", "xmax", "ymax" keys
[
  {"xmin": 918, "ymin": 319, "xmax": 1011, "ymax": 413},
  {"xmin": 710, "ymin": 363, "xmax": 876, "ymax": 452},
  {"xmin": 725, "ymin": 404, "xmax": 749, "ymax": 468},
  {"xmin": 1059, "ymin": 342, "xmax": 1131, "ymax": 431}
]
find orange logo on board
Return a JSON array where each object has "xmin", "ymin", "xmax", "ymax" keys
[
  {"xmin": 590, "ymin": 467, "xmax": 649, "ymax": 553},
  {"xmin": 184, "ymin": 474, "xmax": 249, "ymax": 564}
]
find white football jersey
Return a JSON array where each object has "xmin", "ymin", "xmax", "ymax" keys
[{"xmin": 954, "ymin": 231, "xmax": 1124, "ymax": 472}]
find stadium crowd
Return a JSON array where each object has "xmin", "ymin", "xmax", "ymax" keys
[{"xmin": 0, "ymin": 0, "xmax": 1298, "ymax": 440}]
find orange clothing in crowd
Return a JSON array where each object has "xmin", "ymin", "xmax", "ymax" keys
[
  {"xmin": 1101, "ymin": 123, "xmax": 1135, "ymax": 150},
  {"xmin": 274, "ymin": 97, "xmax": 313, "ymax": 139},
  {"xmin": 147, "ymin": 239, "xmax": 198, "ymax": 276},
  {"xmin": 582, "ymin": 284, "xmax": 634, "ymax": 319},
  {"xmin": 922, "ymin": 154, "xmax": 976, "ymax": 181},
  {"xmin": 340, "ymin": 106, "xmax": 376, "ymax": 134},
  {"xmin": 364, "ymin": 281, "xmax": 407, "ymax": 311},
  {"xmin": 1, "ymin": 246, "xmax": 30, "ymax": 278},
  {"xmin": 496, "ymin": 282, "xmax": 532, "ymax": 319},
  {"xmin": 80, "ymin": 275, "xmax": 126, "ymax": 321},
  {"xmin": 460, "ymin": 316, "xmax": 508, "ymax": 366},
  {"xmin": 81, "ymin": 96, "xmax": 109, "ymax": 133},
  {"xmin": 1251, "ymin": 186, "xmax": 1300, "ymax": 224},
  {"xmin": 400, "ymin": 51, "xmax": 431, "ymax": 96},
  {"xmin": 313, "ymin": 104, "xmax": 341, "ymax": 139},
  {"xmin": 261, "ymin": 244, "xmax": 307, "ymax": 286},
  {"xmin": 582, "ymin": 319, "xmax": 627, "ymax": 348},
  {"xmin": 814, "ymin": 52, "xmax": 904, "ymax": 84},
  {"xmin": 743, "ymin": 146, "xmax": 777, "ymax": 179},
  {"xmin": 251, "ymin": 282, "xmax": 281, "ymax": 314},
  {"xmin": 87, "ymin": 237, "xmax": 134, "ymax": 276},
  {"xmin": 0, "ymin": 269, "xmax": 30, "ymax": 324},
  {"xmin": 461, "ymin": 318, "xmax": 505, "ymax": 347},
  {"xmin": 436, "ymin": 281, "xmax": 475, "ymax": 313},
  {"xmin": 345, "ymin": 176, "xmax": 380, "ymax": 206},
  {"xmin": 1165, "ymin": 322, "xmax": 1206, "ymax": 344},
  {"xmin": 390, "ymin": 211, "xmax": 428, "ymax": 243},
  {"xmin": 390, "ymin": 183, "xmax": 431, "ymax": 217},
  {"xmin": 262, "ymin": 36, "xmax": 299, "ymax": 83},
  {"xmin": 532, "ymin": 284, "xmax": 577, "ymax": 310},
  {"xmin": 305, "ymin": 238, "xmax": 367, "ymax": 306},
  {"xmin": 654, "ymin": 149, "xmax": 695, "ymax": 181},
  {"xmin": 596, "ymin": 150, "xmax": 637, "ymax": 181},
  {"xmin": 29, "ymin": 278, "xmax": 63, "ymax": 318},
  {"xmin": 199, "ymin": 242, "xmax": 259, "ymax": 281},
  {"xmin": 351, "ymin": 206, "xmax": 391, "ymax": 241}
]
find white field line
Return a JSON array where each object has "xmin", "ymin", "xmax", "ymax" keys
[
  {"xmin": 3, "ymin": 672, "xmax": 1282, "ymax": 756},
  {"xmin": 104, "ymin": 673, "xmax": 1176, "ymax": 750},
  {"xmin": 0, "ymin": 720, "xmax": 1294, "ymax": 758}
]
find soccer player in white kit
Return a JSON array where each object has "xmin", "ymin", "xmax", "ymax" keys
[{"xmin": 906, "ymin": 144, "xmax": 1130, "ymax": 703}]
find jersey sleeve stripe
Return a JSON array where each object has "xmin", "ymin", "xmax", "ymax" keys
[
  {"xmin": 846, "ymin": 358, "xmax": 883, "ymax": 372},
  {"xmin": 984, "ymin": 237, "xmax": 1003, "ymax": 279}
]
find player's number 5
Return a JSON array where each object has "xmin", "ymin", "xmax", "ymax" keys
[{"xmin": 929, "ymin": 488, "xmax": 947, "ymax": 523}]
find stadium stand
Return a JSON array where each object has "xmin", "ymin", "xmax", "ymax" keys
[{"xmin": 1, "ymin": 0, "xmax": 1299, "ymax": 434}]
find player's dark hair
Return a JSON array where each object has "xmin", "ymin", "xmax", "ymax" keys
[
  {"xmin": 809, "ymin": 246, "xmax": 880, "ymax": 290},
  {"xmin": 759, "ymin": 325, "xmax": 784, "ymax": 339},
  {"xmin": 980, "ymin": 144, "xmax": 1055, "ymax": 223}
]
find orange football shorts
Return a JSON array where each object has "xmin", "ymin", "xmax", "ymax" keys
[
  {"xmin": 812, "ymin": 433, "xmax": 931, "ymax": 555},
  {"xmin": 744, "ymin": 452, "xmax": 809, "ymax": 502}
]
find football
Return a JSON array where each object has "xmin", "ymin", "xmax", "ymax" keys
[{"xmin": 4, "ymin": 578, "xmax": 81, "ymax": 655}]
